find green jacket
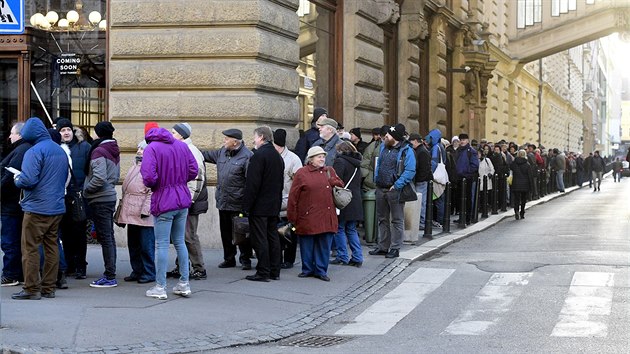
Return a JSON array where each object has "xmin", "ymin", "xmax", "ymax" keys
[{"xmin": 361, "ymin": 140, "xmax": 381, "ymax": 190}]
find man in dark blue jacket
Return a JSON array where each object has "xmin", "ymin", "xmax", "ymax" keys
[
  {"xmin": 1, "ymin": 122, "xmax": 31, "ymax": 286},
  {"xmin": 294, "ymin": 107, "xmax": 327, "ymax": 163},
  {"xmin": 12, "ymin": 117, "xmax": 69, "ymax": 300},
  {"xmin": 454, "ymin": 133, "xmax": 479, "ymax": 224},
  {"xmin": 369, "ymin": 124, "xmax": 416, "ymax": 259}
]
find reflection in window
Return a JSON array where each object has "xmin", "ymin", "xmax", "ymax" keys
[
  {"xmin": 26, "ymin": 0, "xmax": 106, "ymax": 131},
  {"xmin": 297, "ymin": 0, "xmax": 333, "ymax": 131}
]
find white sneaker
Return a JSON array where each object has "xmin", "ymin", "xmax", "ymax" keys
[
  {"xmin": 146, "ymin": 284, "xmax": 167, "ymax": 300},
  {"xmin": 173, "ymin": 281, "xmax": 191, "ymax": 297}
]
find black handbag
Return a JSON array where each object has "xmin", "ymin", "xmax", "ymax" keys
[
  {"xmin": 232, "ymin": 215, "xmax": 249, "ymax": 246},
  {"xmin": 398, "ymin": 182, "xmax": 418, "ymax": 203},
  {"xmin": 65, "ymin": 166, "xmax": 87, "ymax": 222}
]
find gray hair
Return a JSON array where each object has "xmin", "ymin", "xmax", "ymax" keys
[
  {"xmin": 254, "ymin": 126, "xmax": 273, "ymax": 142},
  {"xmin": 12, "ymin": 122, "xmax": 24, "ymax": 135},
  {"xmin": 517, "ymin": 149, "xmax": 527, "ymax": 158}
]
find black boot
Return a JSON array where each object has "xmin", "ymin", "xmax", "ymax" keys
[{"xmin": 56, "ymin": 271, "xmax": 68, "ymax": 289}]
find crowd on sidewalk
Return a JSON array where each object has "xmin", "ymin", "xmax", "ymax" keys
[{"xmin": 1, "ymin": 110, "xmax": 625, "ymax": 300}]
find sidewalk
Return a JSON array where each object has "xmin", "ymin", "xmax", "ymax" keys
[{"xmin": 0, "ymin": 185, "xmax": 582, "ymax": 354}]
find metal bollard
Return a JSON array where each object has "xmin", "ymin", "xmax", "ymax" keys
[
  {"xmin": 459, "ymin": 179, "xmax": 467, "ymax": 228},
  {"xmin": 471, "ymin": 179, "xmax": 480, "ymax": 224},
  {"xmin": 491, "ymin": 173, "xmax": 499, "ymax": 215},
  {"xmin": 481, "ymin": 175, "xmax": 489, "ymax": 218},
  {"xmin": 443, "ymin": 182, "xmax": 451, "ymax": 233},
  {"xmin": 423, "ymin": 180, "xmax": 433, "ymax": 239}
]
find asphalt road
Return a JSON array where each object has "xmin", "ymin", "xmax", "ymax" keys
[{"xmin": 215, "ymin": 179, "xmax": 630, "ymax": 353}]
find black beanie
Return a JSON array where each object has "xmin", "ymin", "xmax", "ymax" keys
[
  {"xmin": 95, "ymin": 121, "xmax": 115, "ymax": 139},
  {"xmin": 350, "ymin": 128, "xmax": 361, "ymax": 140},
  {"xmin": 273, "ymin": 129, "xmax": 287, "ymax": 147},
  {"xmin": 48, "ymin": 128, "xmax": 61, "ymax": 144},
  {"xmin": 388, "ymin": 123, "xmax": 406, "ymax": 142},
  {"xmin": 312, "ymin": 107, "xmax": 327, "ymax": 123},
  {"xmin": 56, "ymin": 118, "xmax": 73, "ymax": 132}
]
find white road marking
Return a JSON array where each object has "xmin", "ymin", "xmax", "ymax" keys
[
  {"xmin": 336, "ymin": 268, "xmax": 455, "ymax": 335},
  {"xmin": 442, "ymin": 272, "xmax": 532, "ymax": 335},
  {"xmin": 551, "ymin": 272, "xmax": 614, "ymax": 337}
]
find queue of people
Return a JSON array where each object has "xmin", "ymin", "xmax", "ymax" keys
[{"xmin": 1, "ymin": 110, "xmax": 617, "ymax": 299}]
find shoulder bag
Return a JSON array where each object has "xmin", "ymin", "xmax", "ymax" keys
[
  {"xmin": 65, "ymin": 167, "xmax": 87, "ymax": 223},
  {"xmin": 397, "ymin": 147, "xmax": 418, "ymax": 203},
  {"xmin": 326, "ymin": 167, "xmax": 356, "ymax": 210},
  {"xmin": 433, "ymin": 145, "xmax": 449, "ymax": 185}
]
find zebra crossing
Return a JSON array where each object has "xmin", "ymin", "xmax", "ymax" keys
[{"xmin": 336, "ymin": 267, "xmax": 620, "ymax": 338}]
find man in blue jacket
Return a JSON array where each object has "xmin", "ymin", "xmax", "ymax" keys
[
  {"xmin": 12, "ymin": 117, "xmax": 69, "ymax": 300},
  {"xmin": 454, "ymin": 133, "xmax": 479, "ymax": 224},
  {"xmin": 369, "ymin": 124, "xmax": 416, "ymax": 259},
  {"xmin": 426, "ymin": 128, "xmax": 448, "ymax": 228}
]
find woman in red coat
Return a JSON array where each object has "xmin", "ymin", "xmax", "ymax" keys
[{"xmin": 287, "ymin": 146, "xmax": 343, "ymax": 281}]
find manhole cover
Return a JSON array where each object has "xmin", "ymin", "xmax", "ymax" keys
[{"xmin": 279, "ymin": 335, "xmax": 352, "ymax": 348}]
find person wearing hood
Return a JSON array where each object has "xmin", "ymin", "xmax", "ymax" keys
[
  {"xmin": 425, "ymin": 128, "xmax": 447, "ymax": 228},
  {"xmin": 312, "ymin": 118, "xmax": 342, "ymax": 166},
  {"xmin": 330, "ymin": 141, "xmax": 364, "ymax": 267},
  {"xmin": 294, "ymin": 107, "xmax": 328, "ymax": 163},
  {"xmin": 408, "ymin": 134, "xmax": 432, "ymax": 232},
  {"xmin": 117, "ymin": 139, "xmax": 155, "ymax": 284},
  {"xmin": 141, "ymin": 127, "xmax": 198, "ymax": 299},
  {"xmin": 56, "ymin": 118, "xmax": 91, "ymax": 281},
  {"xmin": 368, "ymin": 124, "xmax": 416, "ymax": 259},
  {"xmin": 510, "ymin": 150, "xmax": 533, "ymax": 220},
  {"xmin": 11, "ymin": 117, "xmax": 68, "ymax": 300},
  {"xmin": 167, "ymin": 123, "xmax": 209, "ymax": 281},
  {"xmin": 84, "ymin": 121, "xmax": 121, "ymax": 288},
  {"xmin": 1, "ymin": 122, "xmax": 31, "ymax": 287}
]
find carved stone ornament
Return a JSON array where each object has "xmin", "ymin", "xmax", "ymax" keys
[
  {"xmin": 406, "ymin": 13, "xmax": 429, "ymax": 41},
  {"xmin": 616, "ymin": 9, "xmax": 630, "ymax": 30},
  {"xmin": 375, "ymin": 0, "xmax": 400, "ymax": 25}
]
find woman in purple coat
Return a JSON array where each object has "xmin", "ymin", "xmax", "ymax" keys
[{"xmin": 141, "ymin": 127, "xmax": 198, "ymax": 300}]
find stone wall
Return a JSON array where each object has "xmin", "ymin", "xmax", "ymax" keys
[{"xmin": 108, "ymin": 0, "xmax": 300, "ymax": 247}]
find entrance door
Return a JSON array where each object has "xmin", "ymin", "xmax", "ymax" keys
[{"xmin": 0, "ymin": 57, "xmax": 18, "ymax": 156}]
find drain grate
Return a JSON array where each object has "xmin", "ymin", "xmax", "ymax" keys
[{"xmin": 279, "ymin": 335, "xmax": 352, "ymax": 348}]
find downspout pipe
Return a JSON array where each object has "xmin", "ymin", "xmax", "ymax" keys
[{"xmin": 538, "ymin": 58, "xmax": 543, "ymax": 146}]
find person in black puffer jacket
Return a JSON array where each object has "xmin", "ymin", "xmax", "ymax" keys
[
  {"xmin": 510, "ymin": 149, "xmax": 533, "ymax": 220},
  {"xmin": 331, "ymin": 141, "xmax": 364, "ymax": 267}
]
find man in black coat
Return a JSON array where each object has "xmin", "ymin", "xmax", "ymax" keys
[
  {"xmin": 409, "ymin": 134, "xmax": 432, "ymax": 231},
  {"xmin": 243, "ymin": 126, "xmax": 285, "ymax": 282},
  {"xmin": 294, "ymin": 107, "xmax": 327, "ymax": 163},
  {"xmin": 0, "ymin": 122, "xmax": 32, "ymax": 286}
]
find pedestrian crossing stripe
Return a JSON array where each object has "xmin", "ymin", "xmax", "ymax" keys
[
  {"xmin": 337, "ymin": 268, "xmax": 618, "ymax": 338},
  {"xmin": 0, "ymin": 0, "xmax": 18, "ymax": 24}
]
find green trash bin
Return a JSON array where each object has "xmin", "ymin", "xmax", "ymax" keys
[{"xmin": 362, "ymin": 190, "xmax": 377, "ymax": 244}]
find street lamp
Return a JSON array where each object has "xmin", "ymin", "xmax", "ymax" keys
[{"xmin": 29, "ymin": 1, "xmax": 106, "ymax": 32}]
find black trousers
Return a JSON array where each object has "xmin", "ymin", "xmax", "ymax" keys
[
  {"xmin": 512, "ymin": 191, "xmax": 527, "ymax": 216},
  {"xmin": 279, "ymin": 218, "xmax": 297, "ymax": 264},
  {"xmin": 218, "ymin": 210, "xmax": 252, "ymax": 264},
  {"xmin": 248, "ymin": 215, "xmax": 281, "ymax": 278},
  {"xmin": 60, "ymin": 217, "xmax": 87, "ymax": 274}
]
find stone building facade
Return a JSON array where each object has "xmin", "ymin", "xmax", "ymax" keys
[{"xmin": 1, "ymin": 0, "xmax": 622, "ymax": 247}]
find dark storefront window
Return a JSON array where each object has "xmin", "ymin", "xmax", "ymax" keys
[
  {"xmin": 297, "ymin": 0, "xmax": 340, "ymax": 130},
  {"xmin": 26, "ymin": 0, "xmax": 106, "ymax": 131}
]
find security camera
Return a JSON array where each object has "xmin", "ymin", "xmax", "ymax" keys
[
  {"xmin": 464, "ymin": 66, "xmax": 471, "ymax": 72},
  {"xmin": 472, "ymin": 39, "xmax": 485, "ymax": 46}
]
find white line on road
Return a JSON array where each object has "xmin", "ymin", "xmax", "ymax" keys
[
  {"xmin": 551, "ymin": 272, "xmax": 614, "ymax": 337},
  {"xmin": 442, "ymin": 272, "xmax": 533, "ymax": 336},
  {"xmin": 335, "ymin": 268, "xmax": 455, "ymax": 336}
]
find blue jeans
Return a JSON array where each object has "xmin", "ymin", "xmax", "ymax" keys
[
  {"xmin": 334, "ymin": 220, "xmax": 363, "ymax": 263},
  {"xmin": 39, "ymin": 234, "xmax": 66, "ymax": 273},
  {"xmin": 154, "ymin": 208, "xmax": 189, "ymax": 287},
  {"xmin": 1, "ymin": 213, "xmax": 23, "ymax": 280},
  {"xmin": 556, "ymin": 170, "xmax": 565, "ymax": 192},
  {"xmin": 434, "ymin": 193, "xmax": 445, "ymax": 225},
  {"xmin": 415, "ymin": 182, "xmax": 428, "ymax": 226},
  {"xmin": 127, "ymin": 225, "xmax": 156, "ymax": 282},
  {"xmin": 90, "ymin": 201, "xmax": 117, "ymax": 279},
  {"xmin": 299, "ymin": 233, "xmax": 333, "ymax": 277}
]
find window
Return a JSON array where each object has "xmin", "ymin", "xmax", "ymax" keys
[
  {"xmin": 296, "ymin": 0, "xmax": 340, "ymax": 130},
  {"xmin": 26, "ymin": 0, "xmax": 106, "ymax": 131},
  {"xmin": 517, "ymin": 0, "xmax": 542, "ymax": 29},
  {"xmin": 552, "ymin": 0, "xmax": 577, "ymax": 16}
]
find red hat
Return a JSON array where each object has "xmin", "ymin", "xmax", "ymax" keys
[{"xmin": 144, "ymin": 122, "xmax": 159, "ymax": 135}]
